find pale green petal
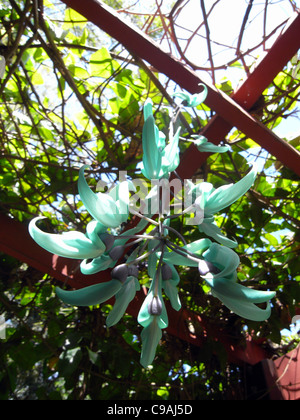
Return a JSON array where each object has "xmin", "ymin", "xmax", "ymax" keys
[
  {"xmin": 138, "ymin": 278, "xmax": 168, "ymax": 329},
  {"xmin": 140, "ymin": 318, "xmax": 162, "ymax": 368},
  {"xmin": 205, "ymin": 277, "xmax": 275, "ymax": 321},
  {"xmin": 173, "ymin": 84, "xmax": 207, "ymax": 107},
  {"xmin": 162, "ymin": 264, "xmax": 181, "ymax": 311},
  {"xmin": 163, "ymin": 280, "xmax": 181, "ymax": 311},
  {"xmin": 212, "ymin": 290, "xmax": 273, "ymax": 321},
  {"xmin": 158, "ymin": 131, "xmax": 166, "ymax": 149},
  {"xmin": 142, "ymin": 115, "xmax": 161, "ymax": 179},
  {"xmin": 108, "ymin": 180, "xmax": 135, "ymax": 218},
  {"xmin": 55, "ymin": 279, "xmax": 122, "ymax": 307},
  {"xmin": 162, "ymin": 238, "xmax": 212, "ymax": 267},
  {"xmin": 143, "ymin": 98, "xmax": 153, "ymax": 120},
  {"xmin": 148, "ymin": 249, "xmax": 159, "ymax": 279},
  {"xmin": 78, "ymin": 166, "xmax": 121, "ymax": 227},
  {"xmin": 199, "ymin": 219, "xmax": 238, "ymax": 248},
  {"xmin": 202, "ymin": 243, "xmax": 240, "ymax": 279},
  {"xmin": 205, "ymin": 276, "xmax": 276, "ymax": 303},
  {"xmin": 161, "ymin": 127, "xmax": 181, "ymax": 175},
  {"xmin": 106, "ymin": 276, "xmax": 140, "ymax": 327},
  {"xmin": 86, "ymin": 220, "xmax": 108, "ymax": 248},
  {"xmin": 191, "ymin": 134, "xmax": 208, "ymax": 146},
  {"xmin": 197, "ymin": 143, "xmax": 230, "ymax": 153},
  {"xmin": 187, "ymin": 181, "xmax": 214, "ymax": 210},
  {"xmin": 204, "ymin": 165, "xmax": 257, "ymax": 215},
  {"xmin": 29, "ymin": 217, "xmax": 103, "ymax": 259},
  {"xmin": 80, "ymin": 254, "xmax": 115, "ymax": 275}
]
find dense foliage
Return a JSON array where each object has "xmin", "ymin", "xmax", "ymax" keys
[{"xmin": 0, "ymin": 0, "xmax": 299, "ymax": 400}]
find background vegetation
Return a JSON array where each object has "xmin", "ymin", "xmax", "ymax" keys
[{"xmin": 0, "ymin": 0, "xmax": 299, "ymax": 400}]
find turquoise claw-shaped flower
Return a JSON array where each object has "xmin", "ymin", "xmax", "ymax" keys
[
  {"xmin": 140, "ymin": 318, "xmax": 162, "ymax": 368},
  {"xmin": 80, "ymin": 218, "xmax": 150, "ymax": 275},
  {"xmin": 173, "ymin": 83, "xmax": 208, "ymax": 107},
  {"xmin": 192, "ymin": 135, "xmax": 230, "ymax": 154},
  {"xmin": 56, "ymin": 263, "xmax": 139, "ymax": 310},
  {"xmin": 199, "ymin": 243, "xmax": 276, "ymax": 321},
  {"xmin": 187, "ymin": 165, "xmax": 257, "ymax": 247},
  {"xmin": 141, "ymin": 98, "xmax": 181, "ymax": 180},
  {"xmin": 199, "ymin": 217, "xmax": 238, "ymax": 248},
  {"xmin": 29, "ymin": 217, "xmax": 108, "ymax": 259},
  {"xmin": 138, "ymin": 270, "xmax": 169, "ymax": 367},
  {"xmin": 55, "ymin": 279, "xmax": 123, "ymax": 307},
  {"xmin": 106, "ymin": 270, "xmax": 140, "ymax": 327},
  {"xmin": 78, "ymin": 165, "xmax": 134, "ymax": 228},
  {"xmin": 161, "ymin": 263, "xmax": 181, "ymax": 311},
  {"xmin": 141, "ymin": 99, "xmax": 162, "ymax": 180},
  {"xmin": 202, "ymin": 165, "xmax": 257, "ymax": 216}
]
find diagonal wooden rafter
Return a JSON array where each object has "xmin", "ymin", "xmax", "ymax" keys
[{"xmin": 60, "ymin": 0, "xmax": 300, "ymax": 177}]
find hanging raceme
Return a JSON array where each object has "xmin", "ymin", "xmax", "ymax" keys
[{"xmin": 29, "ymin": 84, "xmax": 276, "ymax": 368}]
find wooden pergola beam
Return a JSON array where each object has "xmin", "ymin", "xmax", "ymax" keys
[{"xmin": 60, "ymin": 0, "xmax": 300, "ymax": 176}]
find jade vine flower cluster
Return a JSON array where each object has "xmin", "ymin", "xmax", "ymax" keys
[{"xmin": 29, "ymin": 86, "xmax": 276, "ymax": 368}]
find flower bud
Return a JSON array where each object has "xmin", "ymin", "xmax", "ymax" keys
[
  {"xmin": 109, "ymin": 245, "xmax": 125, "ymax": 261},
  {"xmin": 128, "ymin": 265, "xmax": 139, "ymax": 278},
  {"xmin": 111, "ymin": 263, "xmax": 129, "ymax": 283},
  {"xmin": 161, "ymin": 264, "xmax": 173, "ymax": 281},
  {"xmin": 100, "ymin": 233, "xmax": 115, "ymax": 252},
  {"xmin": 148, "ymin": 295, "xmax": 163, "ymax": 316}
]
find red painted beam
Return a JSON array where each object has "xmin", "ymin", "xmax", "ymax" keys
[
  {"xmin": 233, "ymin": 12, "xmax": 300, "ymax": 110},
  {"xmin": 262, "ymin": 345, "xmax": 300, "ymax": 400},
  {"xmin": 59, "ymin": 0, "xmax": 300, "ymax": 176}
]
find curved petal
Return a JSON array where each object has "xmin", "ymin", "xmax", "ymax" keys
[
  {"xmin": 143, "ymin": 98, "xmax": 153, "ymax": 120},
  {"xmin": 138, "ymin": 277, "xmax": 168, "ymax": 330},
  {"xmin": 140, "ymin": 318, "xmax": 162, "ymax": 368},
  {"xmin": 191, "ymin": 134, "xmax": 208, "ymax": 146},
  {"xmin": 213, "ymin": 290, "xmax": 273, "ymax": 321},
  {"xmin": 78, "ymin": 166, "xmax": 121, "ymax": 228},
  {"xmin": 173, "ymin": 84, "xmax": 207, "ymax": 107},
  {"xmin": 106, "ymin": 276, "xmax": 140, "ymax": 327},
  {"xmin": 86, "ymin": 220, "xmax": 108, "ymax": 248},
  {"xmin": 162, "ymin": 264, "xmax": 181, "ymax": 311},
  {"xmin": 202, "ymin": 243, "xmax": 240, "ymax": 279},
  {"xmin": 190, "ymin": 83, "xmax": 208, "ymax": 106},
  {"xmin": 142, "ymin": 114, "xmax": 161, "ymax": 179},
  {"xmin": 55, "ymin": 279, "xmax": 122, "ymax": 306},
  {"xmin": 162, "ymin": 238, "xmax": 212, "ymax": 267},
  {"xmin": 29, "ymin": 217, "xmax": 103, "ymax": 259},
  {"xmin": 206, "ymin": 276, "xmax": 276, "ymax": 303},
  {"xmin": 108, "ymin": 179, "xmax": 135, "ymax": 219},
  {"xmin": 205, "ymin": 278, "xmax": 275, "ymax": 321},
  {"xmin": 199, "ymin": 219, "xmax": 238, "ymax": 248},
  {"xmin": 80, "ymin": 254, "xmax": 115, "ymax": 275},
  {"xmin": 161, "ymin": 127, "xmax": 181, "ymax": 175},
  {"xmin": 187, "ymin": 181, "xmax": 214, "ymax": 210},
  {"xmin": 197, "ymin": 143, "xmax": 230, "ymax": 153},
  {"xmin": 204, "ymin": 165, "xmax": 257, "ymax": 215}
]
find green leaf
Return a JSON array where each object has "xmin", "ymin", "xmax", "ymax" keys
[{"xmin": 89, "ymin": 48, "xmax": 113, "ymax": 78}]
